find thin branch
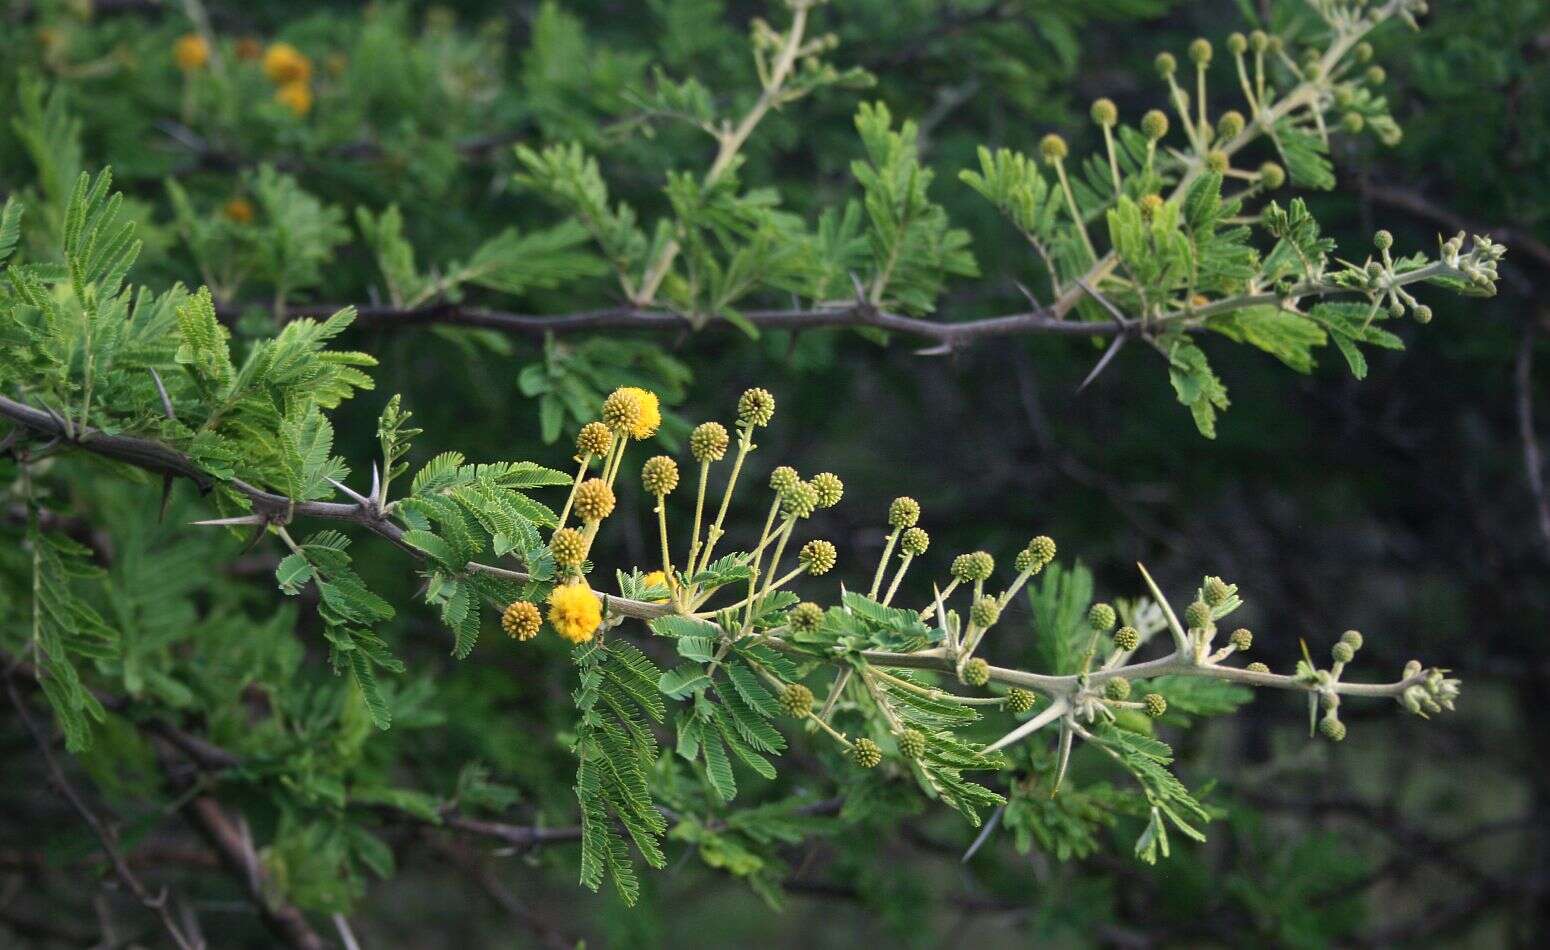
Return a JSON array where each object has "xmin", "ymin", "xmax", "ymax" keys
[
  {"xmin": 4, "ymin": 672, "xmax": 201, "ymax": 950},
  {"xmin": 1516, "ymin": 319, "xmax": 1550, "ymax": 552}
]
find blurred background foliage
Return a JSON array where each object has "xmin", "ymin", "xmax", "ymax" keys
[{"xmin": 0, "ymin": 0, "xmax": 1544, "ymax": 945}]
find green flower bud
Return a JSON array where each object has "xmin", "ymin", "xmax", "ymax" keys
[
  {"xmin": 1227, "ymin": 32, "xmax": 1248, "ymax": 56},
  {"xmin": 1039, "ymin": 133, "xmax": 1069, "ymax": 163},
  {"xmin": 1090, "ymin": 97, "xmax": 1118, "ymax": 127},
  {"xmin": 1319, "ymin": 717, "xmax": 1347, "ymax": 742},
  {"xmin": 550, "ymin": 527, "xmax": 587, "ymax": 568},
  {"xmin": 1259, "ymin": 161, "xmax": 1286, "ymax": 189},
  {"xmin": 951, "ymin": 551, "xmax": 995, "ymax": 583},
  {"xmin": 898, "ymin": 728, "xmax": 926, "ymax": 759},
  {"xmin": 642, "ymin": 455, "xmax": 679, "ymax": 495},
  {"xmin": 851, "ymin": 737, "xmax": 883, "ymax": 768},
  {"xmin": 1353, "ymin": 41, "xmax": 1374, "ymax": 63},
  {"xmin": 1114, "ymin": 626, "xmax": 1140, "ymax": 652},
  {"xmin": 1203, "ymin": 576, "xmax": 1232, "ymax": 607},
  {"xmin": 788, "ymin": 601, "xmax": 823, "ymax": 633},
  {"xmin": 962, "ymin": 657, "xmax": 991, "ymax": 687},
  {"xmin": 781, "ymin": 480, "xmax": 820, "ymax": 519},
  {"xmin": 1342, "ymin": 111, "xmax": 1365, "ymax": 134},
  {"xmin": 1018, "ymin": 536, "xmax": 1057, "ymax": 574},
  {"xmin": 1366, "ymin": 65, "xmax": 1386, "ymax": 85},
  {"xmin": 811, "ymin": 471, "xmax": 844, "ymax": 508},
  {"xmin": 1144, "ymin": 693, "xmax": 1168, "ymax": 718},
  {"xmin": 1184, "ymin": 599, "xmax": 1213, "ymax": 630},
  {"xmin": 1249, "ymin": 30, "xmax": 1269, "ymax": 54},
  {"xmin": 1230, "ymin": 628, "xmax": 1253, "ymax": 651},
  {"xmin": 1216, "ymin": 110, "xmax": 1246, "ymax": 140},
  {"xmin": 769, "ymin": 465, "xmax": 801, "ymax": 493},
  {"xmin": 900, "ymin": 526, "xmax": 930, "ymax": 556},
  {"xmin": 1205, "ymin": 149, "xmax": 1230, "ymax": 173},
  {"xmin": 577, "ymin": 421, "xmax": 613, "ymax": 457},
  {"xmin": 970, "ymin": 595, "xmax": 1000, "ymax": 629},
  {"xmin": 1413, "ymin": 304, "xmax": 1433, "ymax": 324},
  {"xmin": 779, "ymin": 683, "xmax": 814, "ymax": 718},
  {"xmin": 1189, "ymin": 38, "xmax": 1213, "ymax": 66},
  {"xmin": 1374, "ymin": 230, "xmax": 1393, "ymax": 251},
  {"xmin": 1141, "ymin": 109, "xmax": 1170, "ymax": 141},
  {"xmin": 888, "ymin": 496, "xmax": 921, "ymax": 529},
  {"xmin": 1155, "ymin": 51, "xmax": 1177, "ymax": 77},
  {"xmin": 1105, "ymin": 676, "xmax": 1132, "ymax": 701},
  {"xmin": 1004, "ymin": 688, "xmax": 1036, "ymax": 714},
  {"xmin": 1341, "ymin": 630, "xmax": 1364, "ymax": 651},
  {"xmin": 1246, "ymin": 661, "xmax": 1270, "ymax": 674},
  {"xmin": 601, "ymin": 388, "xmax": 643, "ymax": 434},
  {"xmin": 1088, "ymin": 602, "xmax": 1117, "ymax": 632},
  {"xmin": 1332, "ymin": 641, "xmax": 1355, "ymax": 664},
  {"xmin": 690, "ymin": 421, "xmax": 730, "ymax": 462},
  {"xmin": 799, "ymin": 539, "xmax": 837, "ymax": 575},
  {"xmin": 738, "ymin": 387, "xmax": 776, "ymax": 427}
]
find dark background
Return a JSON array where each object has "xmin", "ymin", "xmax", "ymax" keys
[{"xmin": 1, "ymin": 0, "xmax": 1545, "ymax": 945}]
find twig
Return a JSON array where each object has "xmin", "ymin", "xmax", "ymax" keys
[{"xmin": 1516, "ymin": 319, "xmax": 1550, "ymax": 552}]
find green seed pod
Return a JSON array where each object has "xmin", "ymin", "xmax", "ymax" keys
[
  {"xmin": 1227, "ymin": 32, "xmax": 1247, "ymax": 56},
  {"xmin": 601, "ymin": 389, "xmax": 643, "ymax": 434},
  {"xmin": 799, "ymin": 539, "xmax": 837, "ymax": 575},
  {"xmin": 1259, "ymin": 161, "xmax": 1286, "ymax": 189},
  {"xmin": 851, "ymin": 737, "xmax": 883, "ymax": 768},
  {"xmin": 1105, "ymin": 677, "xmax": 1132, "ymax": 701},
  {"xmin": 550, "ymin": 527, "xmax": 587, "ymax": 568},
  {"xmin": 738, "ymin": 387, "xmax": 776, "ymax": 427},
  {"xmin": 781, "ymin": 480, "xmax": 820, "ymax": 519},
  {"xmin": 1155, "ymin": 51, "xmax": 1177, "ymax": 77},
  {"xmin": 573, "ymin": 478, "xmax": 616, "ymax": 523},
  {"xmin": 1246, "ymin": 661, "xmax": 1270, "ymax": 674},
  {"xmin": 1230, "ymin": 628, "xmax": 1253, "ymax": 651},
  {"xmin": 577, "ymin": 421, "xmax": 613, "ymax": 458},
  {"xmin": 888, "ymin": 496, "xmax": 921, "ymax": 529},
  {"xmin": 1341, "ymin": 630, "xmax": 1364, "ymax": 651},
  {"xmin": 970, "ymin": 595, "xmax": 1000, "ymax": 629},
  {"xmin": 1216, "ymin": 110, "xmax": 1246, "ymax": 140},
  {"xmin": 769, "ymin": 465, "xmax": 801, "ymax": 493},
  {"xmin": 1039, "ymin": 133, "xmax": 1069, "ymax": 163},
  {"xmin": 1114, "ymin": 626, "xmax": 1141, "ymax": 652},
  {"xmin": 690, "ymin": 421, "xmax": 730, "ymax": 462},
  {"xmin": 779, "ymin": 683, "xmax": 815, "ymax": 718},
  {"xmin": 900, "ymin": 526, "xmax": 930, "ymax": 556},
  {"xmin": 788, "ymin": 601, "xmax": 824, "ymax": 633},
  {"xmin": 1342, "ymin": 111, "xmax": 1365, "ymax": 133},
  {"xmin": 1319, "ymin": 717, "xmax": 1347, "ymax": 742},
  {"xmin": 1203, "ymin": 576, "xmax": 1232, "ymax": 607},
  {"xmin": 898, "ymin": 728, "xmax": 927, "ymax": 759},
  {"xmin": 642, "ymin": 455, "xmax": 679, "ymax": 495},
  {"xmin": 1090, "ymin": 97, "xmax": 1118, "ymax": 127},
  {"xmin": 1332, "ymin": 642, "xmax": 1355, "ymax": 664},
  {"xmin": 1088, "ymin": 602, "xmax": 1117, "ymax": 632},
  {"xmin": 811, "ymin": 471, "xmax": 844, "ymax": 508},
  {"xmin": 1141, "ymin": 109, "xmax": 1170, "ymax": 141},
  {"xmin": 1144, "ymin": 693, "xmax": 1168, "ymax": 718},
  {"xmin": 1188, "ymin": 38, "xmax": 1213, "ymax": 66},
  {"xmin": 962, "ymin": 657, "xmax": 991, "ymax": 687},
  {"xmin": 1004, "ymin": 688, "xmax": 1036, "ymax": 714},
  {"xmin": 1184, "ymin": 599, "xmax": 1213, "ymax": 630}
]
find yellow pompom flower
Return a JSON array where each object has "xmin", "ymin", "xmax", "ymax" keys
[
  {"xmin": 641, "ymin": 570, "xmax": 669, "ymax": 602},
  {"xmin": 263, "ymin": 42, "xmax": 312, "ymax": 84},
  {"xmin": 548, "ymin": 583, "xmax": 602, "ymax": 644},
  {"xmin": 274, "ymin": 81, "xmax": 313, "ymax": 117},
  {"xmin": 174, "ymin": 34, "xmax": 210, "ymax": 72},
  {"xmin": 222, "ymin": 197, "xmax": 254, "ymax": 224},
  {"xmin": 617, "ymin": 386, "xmax": 661, "ymax": 439}
]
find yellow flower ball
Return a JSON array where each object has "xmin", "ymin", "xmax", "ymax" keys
[
  {"xmin": 222, "ymin": 197, "xmax": 254, "ymax": 224},
  {"xmin": 174, "ymin": 34, "xmax": 210, "ymax": 72},
  {"xmin": 548, "ymin": 583, "xmax": 602, "ymax": 644},
  {"xmin": 617, "ymin": 386, "xmax": 661, "ymax": 439},
  {"xmin": 263, "ymin": 42, "xmax": 312, "ymax": 84},
  {"xmin": 274, "ymin": 80, "xmax": 313, "ymax": 117},
  {"xmin": 641, "ymin": 571, "xmax": 669, "ymax": 602}
]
